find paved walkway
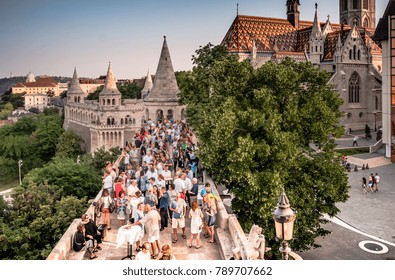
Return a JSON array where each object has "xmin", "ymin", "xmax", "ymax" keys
[
  {"xmin": 78, "ymin": 209, "xmax": 221, "ymax": 260},
  {"xmin": 299, "ymin": 151, "xmax": 395, "ymax": 260}
]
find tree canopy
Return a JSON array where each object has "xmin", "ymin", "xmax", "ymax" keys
[{"xmin": 179, "ymin": 43, "xmax": 349, "ymax": 255}]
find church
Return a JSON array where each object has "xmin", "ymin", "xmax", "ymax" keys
[
  {"xmin": 221, "ymin": 0, "xmax": 382, "ymax": 132},
  {"xmin": 63, "ymin": 36, "xmax": 185, "ymax": 153}
]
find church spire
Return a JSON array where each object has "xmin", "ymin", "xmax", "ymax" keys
[
  {"xmin": 145, "ymin": 36, "xmax": 179, "ymax": 102},
  {"xmin": 311, "ymin": 3, "xmax": 322, "ymax": 38}
]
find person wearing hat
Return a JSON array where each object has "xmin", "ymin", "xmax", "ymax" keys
[{"xmin": 81, "ymin": 213, "xmax": 102, "ymax": 258}]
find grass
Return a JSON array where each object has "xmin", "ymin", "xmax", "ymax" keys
[
  {"xmin": 334, "ymin": 147, "xmax": 370, "ymax": 156},
  {"xmin": 0, "ymin": 176, "xmax": 19, "ymax": 192}
]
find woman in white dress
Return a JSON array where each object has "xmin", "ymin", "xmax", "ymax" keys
[{"xmin": 188, "ymin": 201, "xmax": 203, "ymax": 249}]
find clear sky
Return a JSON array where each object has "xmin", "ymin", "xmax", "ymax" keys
[{"xmin": 0, "ymin": 0, "xmax": 387, "ymax": 79}]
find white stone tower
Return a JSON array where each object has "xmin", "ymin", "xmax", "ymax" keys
[
  {"xmin": 67, "ymin": 67, "xmax": 85, "ymax": 104},
  {"xmin": 99, "ymin": 62, "xmax": 122, "ymax": 107}
]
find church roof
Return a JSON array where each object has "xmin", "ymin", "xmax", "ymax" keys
[
  {"xmin": 222, "ymin": 13, "xmax": 379, "ymax": 62},
  {"xmin": 99, "ymin": 62, "xmax": 121, "ymax": 96},
  {"xmin": 67, "ymin": 68, "xmax": 84, "ymax": 95},
  {"xmin": 145, "ymin": 36, "xmax": 179, "ymax": 102}
]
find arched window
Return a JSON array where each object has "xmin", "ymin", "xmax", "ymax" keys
[
  {"xmin": 112, "ymin": 99, "xmax": 115, "ymax": 105},
  {"xmin": 348, "ymin": 72, "xmax": 361, "ymax": 103},
  {"xmin": 363, "ymin": 18, "xmax": 369, "ymax": 27},
  {"xmin": 375, "ymin": 96, "xmax": 379, "ymax": 110},
  {"xmin": 343, "ymin": 0, "xmax": 348, "ymax": 10},
  {"xmin": 111, "ymin": 118, "xmax": 115, "ymax": 125},
  {"xmin": 120, "ymin": 118, "xmax": 124, "ymax": 125},
  {"xmin": 107, "ymin": 99, "xmax": 111, "ymax": 105},
  {"xmin": 363, "ymin": 0, "xmax": 369, "ymax": 10},
  {"xmin": 107, "ymin": 118, "xmax": 111, "ymax": 125},
  {"xmin": 74, "ymin": 96, "xmax": 77, "ymax": 103},
  {"xmin": 353, "ymin": 45, "xmax": 356, "ymax": 60},
  {"xmin": 353, "ymin": 0, "xmax": 358, "ymax": 9},
  {"xmin": 349, "ymin": 49, "xmax": 352, "ymax": 60},
  {"xmin": 315, "ymin": 45, "xmax": 318, "ymax": 52},
  {"xmin": 357, "ymin": 50, "xmax": 361, "ymax": 60},
  {"xmin": 77, "ymin": 96, "xmax": 80, "ymax": 103}
]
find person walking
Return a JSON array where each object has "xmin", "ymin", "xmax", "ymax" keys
[
  {"xmin": 361, "ymin": 177, "xmax": 367, "ymax": 195},
  {"xmin": 205, "ymin": 196, "xmax": 217, "ymax": 243},
  {"xmin": 368, "ymin": 174, "xmax": 374, "ymax": 193},
  {"xmin": 374, "ymin": 173, "xmax": 380, "ymax": 192},
  {"xmin": 188, "ymin": 201, "xmax": 203, "ymax": 249},
  {"xmin": 352, "ymin": 135, "xmax": 359, "ymax": 147}
]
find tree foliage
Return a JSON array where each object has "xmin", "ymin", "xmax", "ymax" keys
[
  {"xmin": 119, "ymin": 81, "xmax": 142, "ymax": 99},
  {"xmin": 180, "ymin": 43, "xmax": 349, "ymax": 255},
  {"xmin": 0, "ymin": 183, "xmax": 87, "ymax": 260},
  {"xmin": 22, "ymin": 157, "xmax": 102, "ymax": 198},
  {"xmin": 55, "ymin": 130, "xmax": 83, "ymax": 159}
]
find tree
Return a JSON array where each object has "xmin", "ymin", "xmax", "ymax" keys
[
  {"xmin": 87, "ymin": 86, "xmax": 103, "ymax": 100},
  {"xmin": 81, "ymin": 146, "xmax": 121, "ymax": 175},
  {"xmin": 55, "ymin": 130, "xmax": 83, "ymax": 159},
  {"xmin": 43, "ymin": 107, "xmax": 59, "ymax": 115},
  {"xmin": 180, "ymin": 44, "xmax": 349, "ymax": 255},
  {"xmin": 0, "ymin": 183, "xmax": 87, "ymax": 259},
  {"xmin": 22, "ymin": 157, "xmax": 101, "ymax": 198},
  {"xmin": 119, "ymin": 81, "xmax": 142, "ymax": 99}
]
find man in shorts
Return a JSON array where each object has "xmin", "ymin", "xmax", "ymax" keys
[{"xmin": 170, "ymin": 192, "xmax": 187, "ymax": 243}]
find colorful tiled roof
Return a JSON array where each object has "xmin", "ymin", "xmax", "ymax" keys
[{"xmin": 14, "ymin": 77, "xmax": 58, "ymax": 88}]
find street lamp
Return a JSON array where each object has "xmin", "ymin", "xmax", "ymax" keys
[
  {"xmin": 272, "ymin": 189, "xmax": 297, "ymax": 260},
  {"xmin": 18, "ymin": 160, "xmax": 23, "ymax": 186}
]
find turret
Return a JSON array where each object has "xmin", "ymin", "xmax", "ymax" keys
[
  {"xmin": 309, "ymin": 3, "xmax": 324, "ymax": 65},
  {"xmin": 286, "ymin": 0, "xmax": 301, "ymax": 29},
  {"xmin": 67, "ymin": 67, "xmax": 84, "ymax": 104},
  {"xmin": 99, "ymin": 62, "xmax": 122, "ymax": 107}
]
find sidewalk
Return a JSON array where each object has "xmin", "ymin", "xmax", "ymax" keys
[{"xmin": 335, "ymin": 130, "xmax": 379, "ymax": 149}]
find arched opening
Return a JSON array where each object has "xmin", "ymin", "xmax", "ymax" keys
[
  {"xmin": 363, "ymin": 0, "xmax": 369, "ymax": 10},
  {"xmin": 102, "ymin": 99, "xmax": 105, "ymax": 106},
  {"xmin": 357, "ymin": 50, "xmax": 361, "ymax": 60},
  {"xmin": 353, "ymin": 45, "xmax": 356, "ymax": 60},
  {"xmin": 167, "ymin": 109, "xmax": 174, "ymax": 121},
  {"xmin": 74, "ymin": 96, "xmax": 77, "ymax": 103},
  {"xmin": 121, "ymin": 118, "xmax": 124, "ymax": 125},
  {"xmin": 348, "ymin": 72, "xmax": 361, "ymax": 103},
  {"xmin": 375, "ymin": 96, "xmax": 379, "ymax": 110},
  {"xmin": 77, "ymin": 96, "xmax": 80, "ymax": 103},
  {"xmin": 349, "ymin": 49, "xmax": 352, "ymax": 60},
  {"xmin": 107, "ymin": 118, "xmax": 111, "ymax": 125},
  {"xmin": 315, "ymin": 45, "xmax": 317, "ymax": 53},
  {"xmin": 107, "ymin": 99, "xmax": 111, "ymax": 105},
  {"xmin": 111, "ymin": 118, "xmax": 115, "ymax": 125},
  {"xmin": 112, "ymin": 99, "xmax": 115, "ymax": 105},
  {"xmin": 156, "ymin": 109, "xmax": 164, "ymax": 122},
  {"xmin": 353, "ymin": 0, "xmax": 358, "ymax": 10},
  {"xmin": 363, "ymin": 18, "xmax": 369, "ymax": 28}
]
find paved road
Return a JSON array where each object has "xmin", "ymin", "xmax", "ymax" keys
[{"xmin": 299, "ymin": 140, "xmax": 395, "ymax": 260}]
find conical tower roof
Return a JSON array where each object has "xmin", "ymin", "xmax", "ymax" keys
[
  {"xmin": 310, "ymin": 3, "xmax": 322, "ymax": 38},
  {"xmin": 68, "ymin": 67, "xmax": 84, "ymax": 95},
  {"xmin": 145, "ymin": 36, "xmax": 179, "ymax": 102},
  {"xmin": 99, "ymin": 62, "xmax": 121, "ymax": 96},
  {"xmin": 141, "ymin": 68, "xmax": 153, "ymax": 97}
]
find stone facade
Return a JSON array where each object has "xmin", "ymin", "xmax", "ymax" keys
[
  {"xmin": 221, "ymin": 1, "xmax": 382, "ymax": 132},
  {"xmin": 64, "ymin": 37, "xmax": 185, "ymax": 153}
]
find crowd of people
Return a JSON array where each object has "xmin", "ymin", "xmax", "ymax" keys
[{"xmin": 73, "ymin": 118, "xmax": 218, "ymax": 260}]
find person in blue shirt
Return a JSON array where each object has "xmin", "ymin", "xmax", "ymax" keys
[{"xmin": 159, "ymin": 186, "xmax": 169, "ymax": 231}]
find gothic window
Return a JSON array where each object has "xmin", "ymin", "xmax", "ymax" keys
[
  {"xmin": 348, "ymin": 72, "xmax": 361, "ymax": 103},
  {"xmin": 112, "ymin": 99, "xmax": 115, "ymax": 105},
  {"xmin": 363, "ymin": 18, "xmax": 369, "ymax": 27},
  {"xmin": 353, "ymin": 45, "xmax": 356, "ymax": 60},
  {"xmin": 353, "ymin": 0, "xmax": 358, "ymax": 9},
  {"xmin": 107, "ymin": 99, "xmax": 111, "ymax": 105},
  {"xmin": 315, "ymin": 45, "xmax": 318, "ymax": 52},
  {"xmin": 77, "ymin": 96, "xmax": 80, "ymax": 103},
  {"xmin": 349, "ymin": 49, "xmax": 352, "ymax": 60},
  {"xmin": 358, "ymin": 50, "xmax": 361, "ymax": 60},
  {"xmin": 363, "ymin": 0, "xmax": 368, "ymax": 10},
  {"xmin": 343, "ymin": 0, "xmax": 348, "ymax": 11},
  {"xmin": 112, "ymin": 118, "xmax": 115, "ymax": 125}
]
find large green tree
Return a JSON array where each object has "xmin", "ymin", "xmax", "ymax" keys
[
  {"xmin": 55, "ymin": 130, "xmax": 83, "ymax": 159},
  {"xmin": 180, "ymin": 44, "xmax": 349, "ymax": 255},
  {"xmin": 22, "ymin": 157, "xmax": 102, "ymax": 198},
  {"xmin": 0, "ymin": 183, "xmax": 87, "ymax": 260}
]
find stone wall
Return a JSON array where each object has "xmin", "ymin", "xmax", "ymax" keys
[{"xmin": 66, "ymin": 121, "xmax": 92, "ymax": 152}]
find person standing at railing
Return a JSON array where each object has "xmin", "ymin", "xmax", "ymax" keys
[{"xmin": 100, "ymin": 189, "xmax": 113, "ymax": 230}]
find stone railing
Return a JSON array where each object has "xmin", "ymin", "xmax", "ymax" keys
[
  {"xmin": 46, "ymin": 189, "xmax": 103, "ymax": 260},
  {"xmin": 369, "ymin": 138, "xmax": 383, "ymax": 153}
]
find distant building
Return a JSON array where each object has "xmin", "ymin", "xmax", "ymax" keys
[
  {"xmin": 79, "ymin": 78, "xmax": 105, "ymax": 95},
  {"xmin": 221, "ymin": 0, "xmax": 382, "ymax": 132},
  {"xmin": 0, "ymin": 119, "xmax": 13, "ymax": 128},
  {"xmin": 373, "ymin": 0, "xmax": 395, "ymax": 162},
  {"xmin": 63, "ymin": 37, "xmax": 185, "ymax": 153},
  {"xmin": 7, "ymin": 108, "xmax": 34, "ymax": 123},
  {"xmin": 12, "ymin": 74, "xmax": 61, "ymax": 96}
]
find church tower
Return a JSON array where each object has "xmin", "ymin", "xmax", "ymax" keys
[
  {"xmin": 286, "ymin": 0, "xmax": 301, "ymax": 29},
  {"xmin": 99, "ymin": 62, "xmax": 122, "ymax": 107},
  {"xmin": 67, "ymin": 67, "xmax": 84, "ymax": 104},
  {"xmin": 309, "ymin": 3, "xmax": 325, "ymax": 65},
  {"xmin": 339, "ymin": 0, "xmax": 375, "ymax": 29}
]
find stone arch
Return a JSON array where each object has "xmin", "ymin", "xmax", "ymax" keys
[
  {"xmin": 112, "ymin": 99, "xmax": 115, "ymax": 106},
  {"xmin": 167, "ymin": 109, "xmax": 174, "ymax": 121},
  {"xmin": 363, "ymin": 17, "xmax": 369, "ymax": 28},
  {"xmin": 121, "ymin": 118, "xmax": 124, "ymax": 125},
  {"xmin": 348, "ymin": 72, "xmax": 361, "ymax": 104},
  {"xmin": 107, "ymin": 99, "xmax": 111, "ymax": 105},
  {"xmin": 156, "ymin": 109, "xmax": 164, "ymax": 122}
]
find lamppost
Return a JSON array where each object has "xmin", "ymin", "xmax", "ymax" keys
[
  {"xmin": 373, "ymin": 112, "xmax": 377, "ymax": 132},
  {"xmin": 18, "ymin": 159, "xmax": 23, "ymax": 186},
  {"xmin": 272, "ymin": 189, "xmax": 297, "ymax": 260}
]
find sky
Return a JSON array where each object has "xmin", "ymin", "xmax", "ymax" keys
[{"xmin": 0, "ymin": 0, "xmax": 387, "ymax": 79}]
